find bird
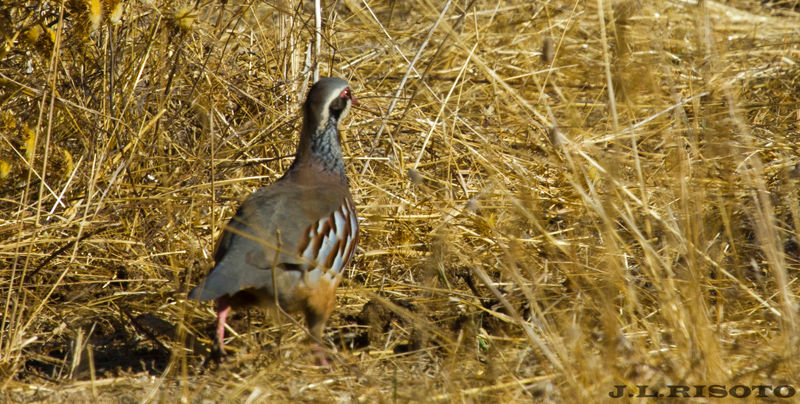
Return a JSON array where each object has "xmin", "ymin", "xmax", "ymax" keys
[{"xmin": 189, "ymin": 77, "xmax": 360, "ymax": 366}]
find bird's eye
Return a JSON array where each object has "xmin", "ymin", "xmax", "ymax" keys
[{"xmin": 339, "ymin": 87, "xmax": 358, "ymax": 105}]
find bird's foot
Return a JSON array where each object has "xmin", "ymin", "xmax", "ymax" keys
[
  {"xmin": 200, "ymin": 342, "xmax": 227, "ymax": 368},
  {"xmin": 312, "ymin": 344, "xmax": 332, "ymax": 370}
]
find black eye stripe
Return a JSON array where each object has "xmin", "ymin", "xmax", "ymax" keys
[{"xmin": 329, "ymin": 97, "xmax": 348, "ymax": 118}]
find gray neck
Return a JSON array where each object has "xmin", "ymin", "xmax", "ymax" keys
[{"xmin": 289, "ymin": 116, "xmax": 347, "ymax": 183}]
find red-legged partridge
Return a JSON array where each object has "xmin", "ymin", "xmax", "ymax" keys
[{"xmin": 189, "ymin": 77, "xmax": 360, "ymax": 366}]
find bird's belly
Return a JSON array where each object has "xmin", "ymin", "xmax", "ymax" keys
[{"xmin": 238, "ymin": 265, "xmax": 341, "ymax": 313}]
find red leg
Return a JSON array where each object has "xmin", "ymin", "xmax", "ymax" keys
[
  {"xmin": 215, "ymin": 296, "xmax": 231, "ymax": 354},
  {"xmin": 311, "ymin": 343, "xmax": 330, "ymax": 368},
  {"xmin": 305, "ymin": 298, "xmax": 335, "ymax": 368}
]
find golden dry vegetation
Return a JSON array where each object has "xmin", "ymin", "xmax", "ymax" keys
[{"xmin": 2, "ymin": 0, "xmax": 800, "ymax": 402}]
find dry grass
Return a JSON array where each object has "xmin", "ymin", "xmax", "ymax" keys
[{"xmin": 2, "ymin": 0, "xmax": 800, "ymax": 402}]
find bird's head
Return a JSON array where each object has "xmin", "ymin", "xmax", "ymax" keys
[{"xmin": 304, "ymin": 77, "xmax": 358, "ymax": 132}]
